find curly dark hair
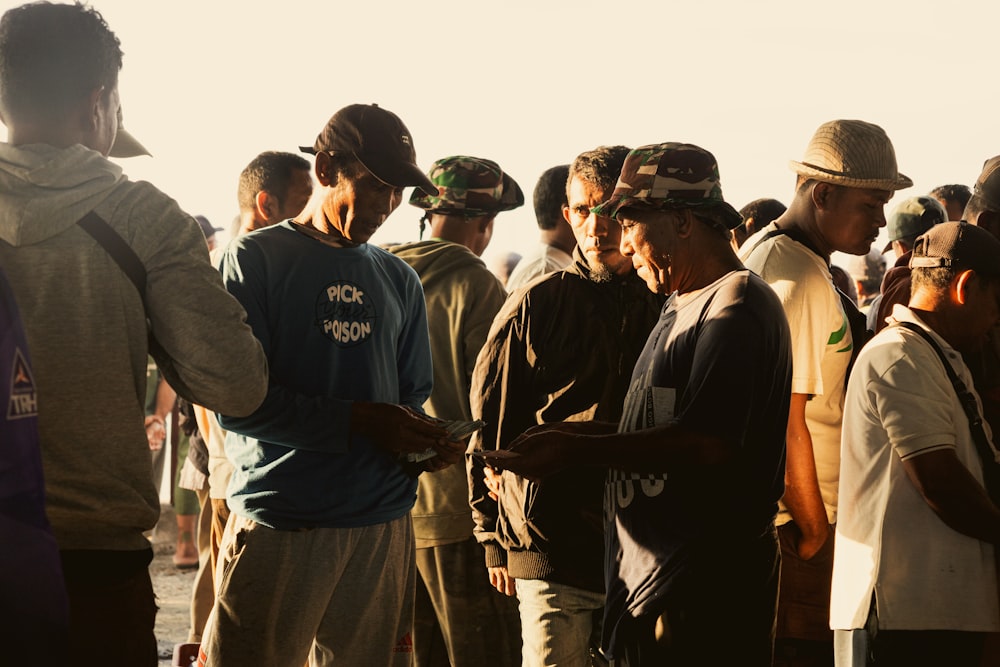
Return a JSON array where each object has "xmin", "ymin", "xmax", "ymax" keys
[
  {"xmin": 929, "ymin": 184, "xmax": 972, "ymax": 210},
  {"xmin": 0, "ymin": 2, "xmax": 123, "ymax": 124},
  {"xmin": 568, "ymin": 145, "xmax": 630, "ymax": 195}
]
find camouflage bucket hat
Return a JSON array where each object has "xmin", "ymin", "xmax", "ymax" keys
[
  {"xmin": 592, "ymin": 142, "xmax": 743, "ymax": 229},
  {"xmin": 409, "ymin": 156, "xmax": 524, "ymax": 216}
]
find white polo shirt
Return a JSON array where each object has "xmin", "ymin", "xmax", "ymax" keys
[{"xmin": 831, "ymin": 305, "xmax": 1000, "ymax": 631}]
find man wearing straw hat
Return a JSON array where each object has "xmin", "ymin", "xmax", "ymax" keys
[{"xmin": 739, "ymin": 119, "xmax": 911, "ymax": 666}]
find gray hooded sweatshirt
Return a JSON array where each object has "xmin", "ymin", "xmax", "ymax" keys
[{"xmin": 0, "ymin": 142, "xmax": 267, "ymax": 551}]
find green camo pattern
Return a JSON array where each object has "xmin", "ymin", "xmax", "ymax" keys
[
  {"xmin": 409, "ymin": 155, "xmax": 524, "ymax": 216},
  {"xmin": 593, "ymin": 142, "xmax": 737, "ymax": 225}
]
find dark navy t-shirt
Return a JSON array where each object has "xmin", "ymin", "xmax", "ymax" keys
[{"xmin": 603, "ymin": 269, "xmax": 792, "ymax": 655}]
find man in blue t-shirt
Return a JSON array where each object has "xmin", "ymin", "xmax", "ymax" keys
[
  {"xmin": 481, "ymin": 143, "xmax": 792, "ymax": 666},
  {"xmin": 199, "ymin": 104, "xmax": 464, "ymax": 667}
]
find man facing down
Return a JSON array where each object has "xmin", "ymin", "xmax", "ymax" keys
[
  {"xmin": 831, "ymin": 222, "xmax": 1000, "ymax": 666},
  {"xmin": 391, "ymin": 156, "xmax": 524, "ymax": 666},
  {"xmin": 739, "ymin": 119, "xmax": 911, "ymax": 667},
  {"xmin": 199, "ymin": 104, "xmax": 463, "ymax": 667},
  {"xmin": 482, "ymin": 143, "xmax": 792, "ymax": 666}
]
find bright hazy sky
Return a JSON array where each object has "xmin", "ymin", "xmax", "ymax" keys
[{"xmin": 4, "ymin": 0, "xmax": 998, "ymax": 271}]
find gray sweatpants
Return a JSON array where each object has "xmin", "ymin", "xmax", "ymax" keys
[{"xmin": 200, "ymin": 513, "xmax": 416, "ymax": 667}]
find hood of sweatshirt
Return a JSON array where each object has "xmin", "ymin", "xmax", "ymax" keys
[
  {"xmin": 388, "ymin": 239, "xmax": 487, "ymax": 289},
  {"xmin": 0, "ymin": 142, "xmax": 126, "ymax": 247}
]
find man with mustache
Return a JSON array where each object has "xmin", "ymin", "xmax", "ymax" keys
[{"xmin": 468, "ymin": 145, "xmax": 664, "ymax": 666}]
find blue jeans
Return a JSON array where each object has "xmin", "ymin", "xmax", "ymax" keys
[{"xmin": 516, "ymin": 578, "xmax": 606, "ymax": 667}]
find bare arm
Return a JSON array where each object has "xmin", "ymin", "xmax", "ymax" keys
[
  {"xmin": 902, "ymin": 448, "xmax": 1000, "ymax": 544},
  {"xmin": 144, "ymin": 376, "xmax": 177, "ymax": 451},
  {"xmin": 781, "ymin": 392, "xmax": 830, "ymax": 559},
  {"xmin": 483, "ymin": 419, "xmax": 731, "ymax": 483},
  {"xmin": 153, "ymin": 377, "xmax": 177, "ymax": 421}
]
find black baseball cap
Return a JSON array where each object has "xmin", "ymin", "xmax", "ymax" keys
[
  {"xmin": 300, "ymin": 104, "xmax": 436, "ymax": 195},
  {"xmin": 910, "ymin": 221, "xmax": 1000, "ymax": 276}
]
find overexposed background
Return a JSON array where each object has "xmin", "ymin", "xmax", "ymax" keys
[{"xmin": 3, "ymin": 0, "xmax": 996, "ymax": 271}]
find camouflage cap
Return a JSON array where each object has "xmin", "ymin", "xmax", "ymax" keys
[
  {"xmin": 592, "ymin": 142, "xmax": 742, "ymax": 229},
  {"xmin": 409, "ymin": 156, "xmax": 524, "ymax": 216}
]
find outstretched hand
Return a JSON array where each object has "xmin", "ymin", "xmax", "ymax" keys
[
  {"xmin": 476, "ymin": 429, "xmax": 572, "ymax": 483},
  {"xmin": 353, "ymin": 402, "xmax": 462, "ymax": 465}
]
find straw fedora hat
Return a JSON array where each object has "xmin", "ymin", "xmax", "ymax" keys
[{"xmin": 789, "ymin": 119, "xmax": 912, "ymax": 191}]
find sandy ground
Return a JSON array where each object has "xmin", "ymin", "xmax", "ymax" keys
[{"xmin": 150, "ymin": 503, "xmax": 199, "ymax": 666}]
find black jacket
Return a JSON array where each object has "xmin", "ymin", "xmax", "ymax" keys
[{"xmin": 468, "ymin": 254, "xmax": 664, "ymax": 592}]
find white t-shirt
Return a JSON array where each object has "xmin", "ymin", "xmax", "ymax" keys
[
  {"xmin": 831, "ymin": 305, "xmax": 999, "ymax": 631},
  {"xmin": 740, "ymin": 224, "xmax": 852, "ymax": 525},
  {"xmin": 505, "ymin": 244, "xmax": 573, "ymax": 293}
]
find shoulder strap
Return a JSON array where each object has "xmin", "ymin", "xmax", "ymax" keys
[
  {"xmin": 77, "ymin": 211, "xmax": 147, "ymax": 304},
  {"xmin": 748, "ymin": 225, "xmax": 872, "ymax": 373},
  {"xmin": 893, "ymin": 321, "xmax": 1000, "ymax": 475},
  {"xmin": 76, "ymin": 211, "xmax": 197, "ymax": 401},
  {"xmin": 743, "ymin": 227, "xmax": 790, "ymax": 260}
]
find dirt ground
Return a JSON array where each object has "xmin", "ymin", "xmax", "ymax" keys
[{"xmin": 150, "ymin": 503, "xmax": 199, "ymax": 666}]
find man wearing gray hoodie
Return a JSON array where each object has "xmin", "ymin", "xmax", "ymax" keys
[
  {"xmin": 390, "ymin": 155, "xmax": 525, "ymax": 667},
  {"xmin": 0, "ymin": 4, "xmax": 267, "ymax": 666}
]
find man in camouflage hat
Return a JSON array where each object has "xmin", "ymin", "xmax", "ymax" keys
[
  {"xmin": 388, "ymin": 155, "xmax": 524, "ymax": 667},
  {"xmin": 738, "ymin": 119, "xmax": 910, "ymax": 667},
  {"xmin": 481, "ymin": 142, "xmax": 792, "ymax": 666}
]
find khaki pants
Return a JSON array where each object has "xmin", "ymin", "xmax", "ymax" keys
[
  {"xmin": 412, "ymin": 538, "xmax": 521, "ymax": 667},
  {"xmin": 188, "ymin": 486, "xmax": 214, "ymax": 642},
  {"xmin": 774, "ymin": 522, "xmax": 835, "ymax": 667},
  {"xmin": 200, "ymin": 513, "xmax": 416, "ymax": 667}
]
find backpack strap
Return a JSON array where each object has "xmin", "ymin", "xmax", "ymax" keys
[
  {"xmin": 893, "ymin": 320, "xmax": 1000, "ymax": 503},
  {"xmin": 77, "ymin": 211, "xmax": 148, "ymax": 304},
  {"xmin": 76, "ymin": 211, "xmax": 195, "ymax": 400},
  {"xmin": 746, "ymin": 226, "xmax": 873, "ymax": 377}
]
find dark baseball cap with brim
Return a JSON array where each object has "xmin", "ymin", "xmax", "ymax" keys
[
  {"xmin": 109, "ymin": 105, "xmax": 150, "ymax": 158},
  {"xmin": 910, "ymin": 221, "xmax": 1000, "ymax": 277},
  {"xmin": 593, "ymin": 142, "xmax": 742, "ymax": 229},
  {"xmin": 300, "ymin": 103, "xmax": 436, "ymax": 196},
  {"xmin": 194, "ymin": 215, "xmax": 223, "ymax": 238},
  {"xmin": 974, "ymin": 155, "xmax": 1000, "ymax": 211}
]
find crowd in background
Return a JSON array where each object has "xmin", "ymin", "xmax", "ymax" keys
[{"xmin": 6, "ymin": 4, "xmax": 1000, "ymax": 667}]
